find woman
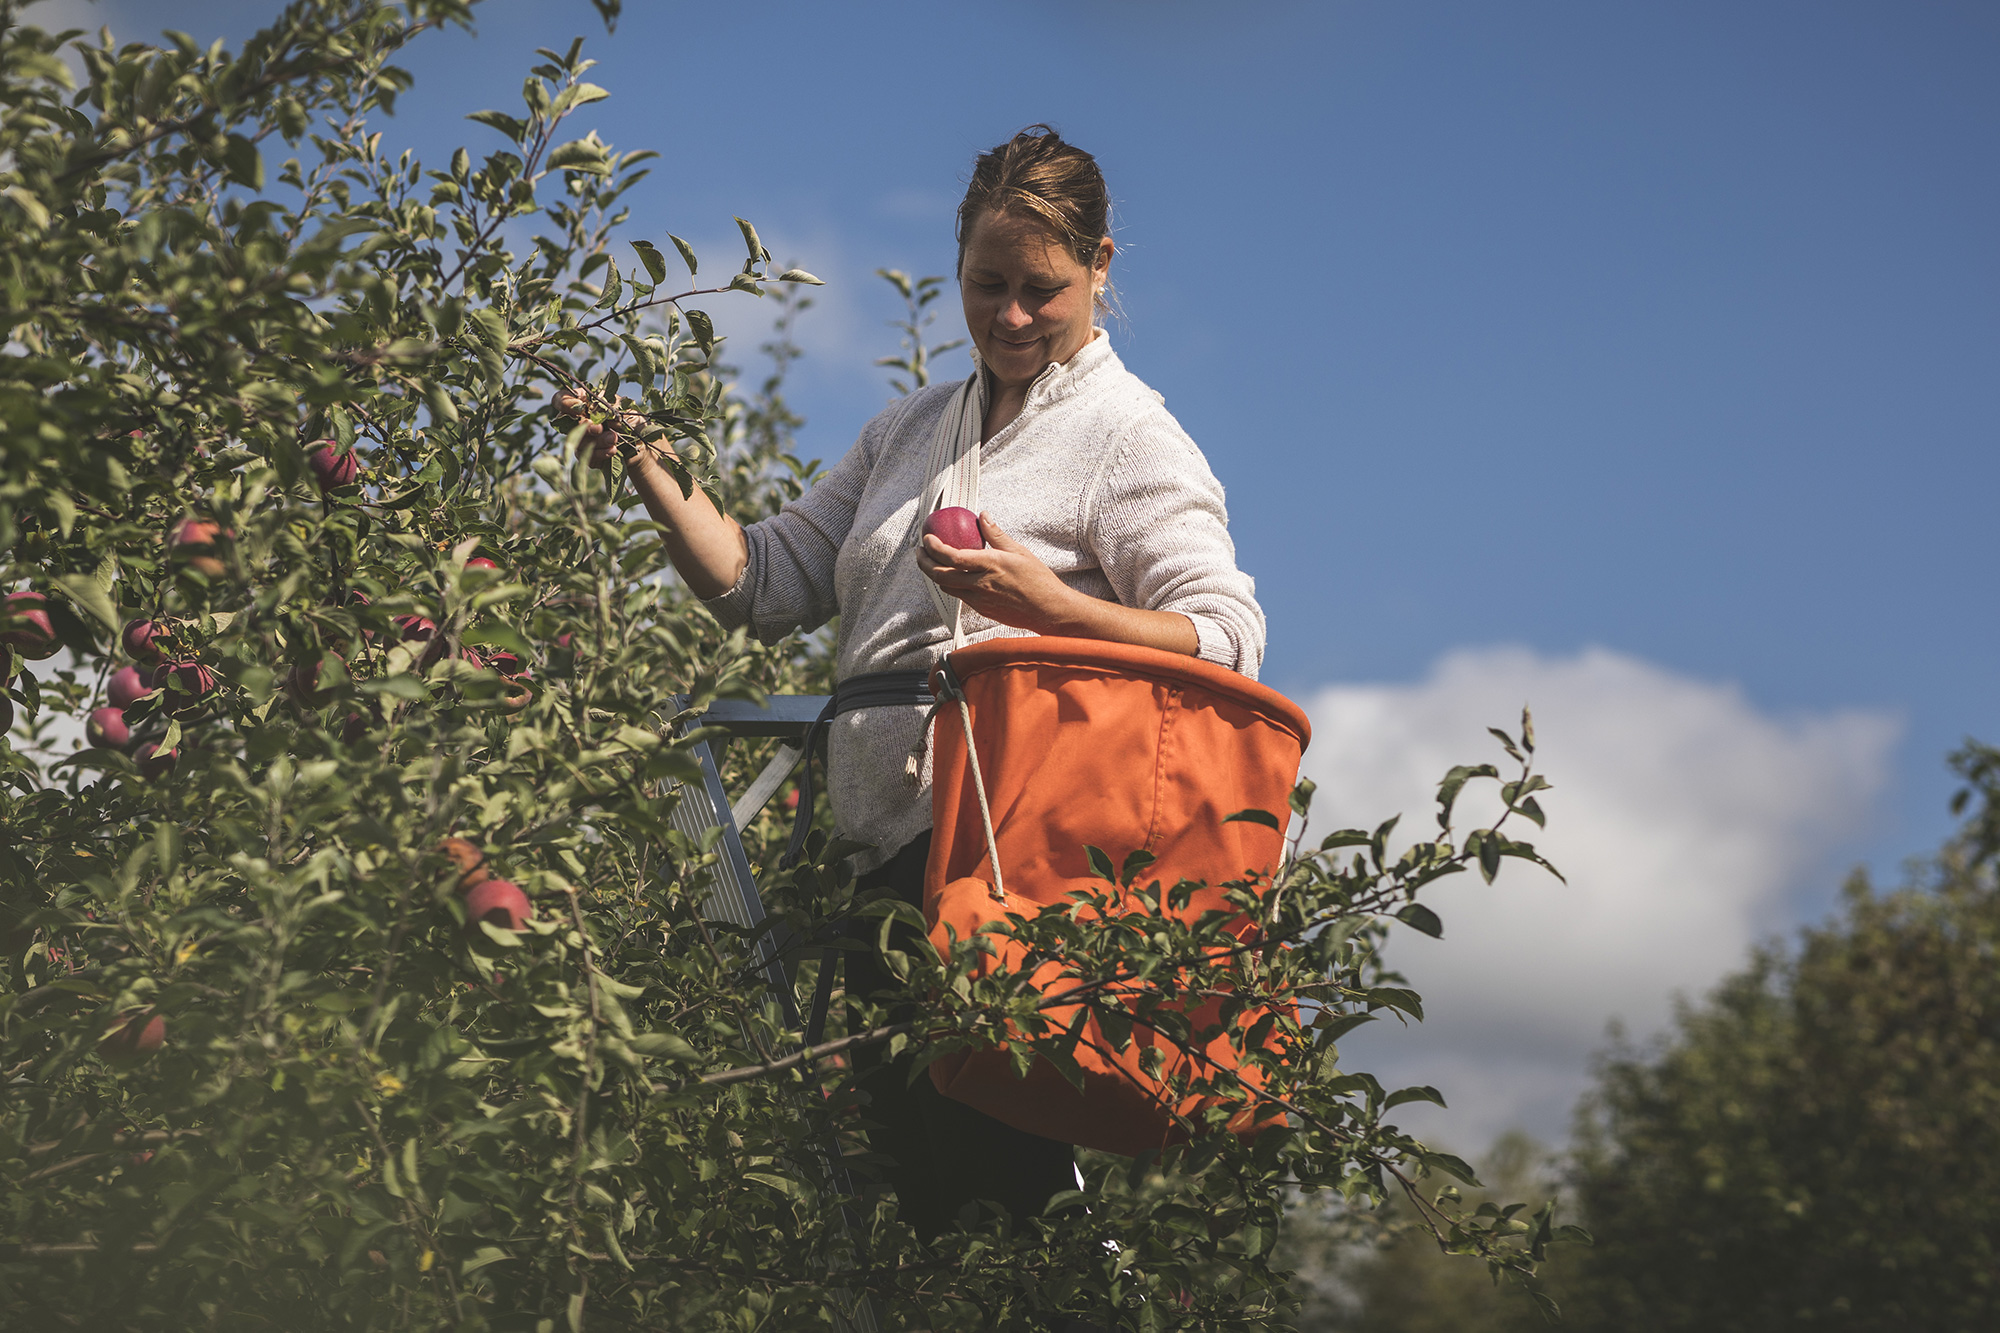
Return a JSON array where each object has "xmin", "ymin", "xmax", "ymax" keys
[{"xmin": 570, "ymin": 126, "xmax": 1265, "ymax": 1238}]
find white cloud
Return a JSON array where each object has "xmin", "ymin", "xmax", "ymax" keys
[{"xmin": 1298, "ymin": 645, "xmax": 1899, "ymax": 1152}]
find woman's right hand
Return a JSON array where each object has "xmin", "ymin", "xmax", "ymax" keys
[
  {"xmin": 551, "ymin": 387, "xmax": 749, "ymax": 597},
  {"xmin": 553, "ymin": 390, "xmax": 625, "ymax": 472}
]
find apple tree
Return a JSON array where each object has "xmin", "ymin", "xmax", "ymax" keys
[{"xmin": 0, "ymin": 3, "xmax": 1580, "ymax": 1327}]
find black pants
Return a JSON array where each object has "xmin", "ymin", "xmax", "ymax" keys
[{"xmin": 845, "ymin": 831, "xmax": 1077, "ymax": 1240}]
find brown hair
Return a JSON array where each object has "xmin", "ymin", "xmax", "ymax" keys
[{"xmin": 956, "ymin": 125, "xmax": 1113, "ymax": 299}]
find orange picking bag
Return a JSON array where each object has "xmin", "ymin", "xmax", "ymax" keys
[{"xmin": 920, "ymin": 636, "xmax": 1312, "ymax": 1156}]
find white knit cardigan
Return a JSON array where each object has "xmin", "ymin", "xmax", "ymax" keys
[{"xmin": 704, "ymin": 332, "xmax": 1266, "ymax": 871}]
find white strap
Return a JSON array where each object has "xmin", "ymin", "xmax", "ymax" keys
[
  {"xmin": 909, "ymin": 373, "xmax": 1006, "ymax": 901},
  {"xmin": 915, "ymin": 373, "xmax": 985, "ymax": 652}
]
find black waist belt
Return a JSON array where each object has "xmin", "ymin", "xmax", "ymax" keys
[{"xmin": 783, "ymin": 668, "xmax": 935, "ymax": 867}]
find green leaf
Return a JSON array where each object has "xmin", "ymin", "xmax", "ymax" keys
[
  {"xmin": 1084, "ymin": 845, "xmax": 1115, "ymax": 882},
  {"xmin": 1224, "ymin": 808, "xmax": 1282, "ymax": 831},
  {"xmin": 627, "ymin": 1033, "xmax": 699, "ymax": 1062},
  {"xmin": 684, "ymin": 308, "xmax": 714, "ymax": 353},
  {"xmin": 3, "ymin": 186, "xmax": 49, "ymax": 229},
  {"xmin": 55, "ymin": 571, "xmax": 117, "ymax": 631},
  {"xmin": 668, "ymin": 233, "xmax": 697, "ymax": 276},
  {"xmin": 1119, "ymin": 848, "xmax": 1157, "ymax": 887},
  {"xmin": 1313, "ymin": 1011, "xmax": 1375, "ymax": 1043},
  {"xmin": 460, "ymin": 1246, "xmax": 511, "ymax": 1277},
  {"xmin": 776, "ymin": 268, "xmax": 823, "ymax": 285},
  {"xmin": 1289, "ymin": 777, "xmax": 1317, "ymax": 816},
  {"xmin": 1420, "ymin": 1150, "xmax": 1482, "ymax": 1186},
  {"xmin": 461, "ymin": 624, "xmax": 534, "ymax": 657},
  {"xmin": 734, "ymin": 215, "xmax": 769, "ymax": 262},
  {"xmin": 466, "ymin": 109, "xmax": 527, "ymax": 142},
  {"xmin": 1477, "ymin": 833, "xmax": 1502, "ymax": 883},
  {"xmin": 1383, "ymin": 1084, "xmax": 1446, "ymax": 1111},
  {"xmin": 1364, "ymin": 986, "xmax": 1424, "ymax": 1021},
  {"xmin": 1395, "ymin": 902, "xmax": 1444, "ymax": 938},
  {"xmin": 629, "ymin": 240, "xmax": 667, "ymax": 284},
  {"xmin": 222, "ymin": 134, "xmax": 263, "ymax": 189},
  {"xmin": 548, "ymin": 138, "xmax": 611, "ymax": 175}
]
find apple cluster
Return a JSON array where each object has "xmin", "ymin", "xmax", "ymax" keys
[{"xmin": 3, "ymin": 437, "xmax": 546, "ymax": 783}]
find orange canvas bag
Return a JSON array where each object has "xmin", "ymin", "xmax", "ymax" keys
[{"xmin": 921, "ymin": 636, "xmax": 1312, "ymax": 1156}]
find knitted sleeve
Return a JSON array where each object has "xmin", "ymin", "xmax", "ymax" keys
[
  {"xmin": 703, "ymin": 397, "xmax": 907, "ymax": 643},
  {"xmin": 1083, "ymin": 405, "xmax": 1268, "ymax": 679}
]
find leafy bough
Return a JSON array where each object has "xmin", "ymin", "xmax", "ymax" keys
[{"xmin": 657, "ymin": 710, "xmax": 1584, "ymax": 1314}]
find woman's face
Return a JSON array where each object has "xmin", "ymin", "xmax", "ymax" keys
[{"xmin": 959, "ymin": 208, "xmax": 1112, "ymax": 392}]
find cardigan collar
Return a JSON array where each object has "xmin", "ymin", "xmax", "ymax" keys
[{"xmin": 966, "ymin": 327, "xmax": 1117, "ymax": 414}]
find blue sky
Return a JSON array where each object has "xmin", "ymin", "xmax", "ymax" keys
[{"xmin": 54, "ymin": 0, "xmax": 1999, "ymax": 1141}]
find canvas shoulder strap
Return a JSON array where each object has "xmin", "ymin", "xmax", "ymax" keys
[{"xmin": 913, "ymin": 372, "xmax": 985, "ymax": 651}]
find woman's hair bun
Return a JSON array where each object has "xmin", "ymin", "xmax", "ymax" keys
[{"xmin": 957, "ymin": 125, "xmax": 1112, "ymax": 287}]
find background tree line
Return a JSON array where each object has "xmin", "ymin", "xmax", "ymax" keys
[{"xmin": 1283, "ymin": 739, "xmax": 2000, "ymax": 1331}]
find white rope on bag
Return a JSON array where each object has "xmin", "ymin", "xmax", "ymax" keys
[{"xmin": 904, "ymin": 372, "xmax": 1007, "ymax": 903}]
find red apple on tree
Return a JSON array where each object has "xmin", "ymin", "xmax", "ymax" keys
[
  {"xmin": 498, "ymin": 674, "xmax": 534, "ymax": 715},
  {"xmin": 464, "ymin": 556, "xmax": 500, "ymax": 573},
  {"xmin": 122, "ymin": 618, "xmax": 168, "ymax": 663},
  {"xmin": 107, "ymin": 665, "xmax": 154, "ymax": 710},
  {"xmin": 1, "ymin": 591, "xmax": 58, "ymax": 659},
  {"xmin": 484, "ymin": 649, "xmax": 526, "ymax": 677},
  {"xmin": 169, "ymin": 518, "xmax": 229, "ymax": 578},
  {"xmin": 98, "ymin": 1010, "xmax": 166, "ymax": 1065},
  {"xmin": 149, "ymin": 661, "xmax": 219, "ymax": 717},
  {"xmin": 437, "ymin": 837, "xmax": 490, "ymax": 891},
  {"xmin": 923, "ymin": 506, "xmax": 986, "ymax": 551},
  {"xmin": 285, "ymin": 659, "xmax": 336, "ymax": 708},
  {"xmin": 134, "ymin": 742, "xmax": 178, "ymax": 778},
  {"xmin": 463, "ymin": 878, "xmax": 531, "ymax": 934},
  {"xmin": 306, "ymin": 441, "xmax": 359, "ymax": 492},
  {"xmin": 86, "ymin": 707, "xmax": 131, "ymax": 750}
]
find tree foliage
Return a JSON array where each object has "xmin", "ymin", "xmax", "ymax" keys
[
  {"xmin": 1555, "ymin": 743, "xmax": 2000, "ymax": 1332},
  {"xmin": 0, "ymin": 3, "xmax": 1571, "ymax": 1327},
  {"xmin": 1279, "ymin": 1132, "xmax": 1570, "ymax": 1333}
]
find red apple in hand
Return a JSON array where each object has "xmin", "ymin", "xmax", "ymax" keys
[
  {"xmin": 107, "ymin": 665, "xmax": 154, "ymax": 709},
  {"xmin": 923, "ymin": 507, "xmax": 985, "ymax": 551},
  {"xmin": 307, "ymin": 441, "xmax": 360, "ymax": 492},
  {"xmin": 98, "ymin": 1010, "xmax": 166, "ymax": 1065},
  {"xmin": 1, "ymin": 591, "xmax": 57, "ymax": 660},
  {"xmin": 464, "ymin": 878, "xmax": 531, "ymax": 934},
  {"xmin": 86, "ymin": 707, "xmax": 130, "ymax": 750}
]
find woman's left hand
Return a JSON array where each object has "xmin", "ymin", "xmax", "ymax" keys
[{"xmin": 918, "ymin": 512, "xmax": 1079, "ymax": 633}]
